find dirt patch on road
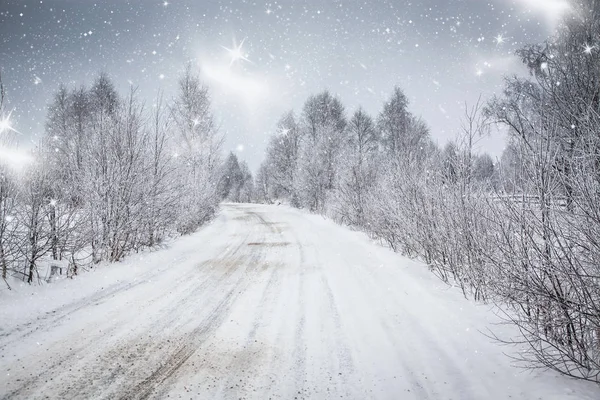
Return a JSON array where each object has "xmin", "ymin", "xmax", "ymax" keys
[
  {"xmin": 177, "ymin": 339, "xmax": 279, "ymax": 398},
  {"xmin": 247, "ymin": 242, "xmax": 290, "ymax": 247}
]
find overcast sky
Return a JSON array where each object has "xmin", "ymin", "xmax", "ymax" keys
[{"xmin": 0, "ymin": 0, "xmax": 570, "ymax": 170}]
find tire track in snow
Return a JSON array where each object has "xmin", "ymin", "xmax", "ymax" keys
[
  {"xmin": 0, "ymin": 265, "xmax": 166, "ymax": 349},
  {"xmin": 118, "ymin": 211, "xmax": 268, "ymax": 399},
  {"xmin": 3, "ymin": 246, "xmax": 246, "ymax": 400},
  {"xmin": 196, "ymin": 205, "xmax": 292, "ymax": 399},
  {"xmin": 0, "ymin": 218, "xmax": 240, "ymax": 351},
  {"xmin": 2, "ymin": 210, "xmax": 255, "ymax": 400},
  {"xmin": 321, "ymin": 275, "xmax": 355, "ymax": 388}
]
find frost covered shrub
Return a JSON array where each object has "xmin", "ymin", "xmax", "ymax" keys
[
  {"xmin": 1, "ymin": 68, "xmax": 223, "ymax": 285},
  {"xmin": 257, "ymin": 70, "xmax": 600, "ymax": 381}
]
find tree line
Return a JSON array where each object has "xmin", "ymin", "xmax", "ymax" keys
[
  {"xmin": 0, "ymin": 66, "xmax": 239, "ymax": 286},
  {"xmin": 257, "ymin": 2, "xmax": 600, "ymax": 383}
]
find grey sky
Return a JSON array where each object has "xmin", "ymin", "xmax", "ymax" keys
[{"xmin": 0, "ymin": 0, "xmax": 566, "ymax": 170}]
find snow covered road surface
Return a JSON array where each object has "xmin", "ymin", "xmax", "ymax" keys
[{"xmin": 1, "ymin": 203, "xmax": 598, "ymax": 400}]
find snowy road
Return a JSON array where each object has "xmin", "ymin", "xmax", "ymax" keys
[{"xmin": 0, "ymin": 204, "xmax": 597, "ymax": 399}]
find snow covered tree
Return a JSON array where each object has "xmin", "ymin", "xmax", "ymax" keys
[
  {"xmin": 238, "ymin": 161, "xmax": 255, "ymax": 203},
  {"xmin": 334, "ymin": 107, "xmax": 379, "ymax": 226},
  {"xmin": 0, "ymin": 72, "xmax": 19, "ymax": 288},
  {"xmin": 496, "ymin": 142, "xmax": 524, "ymax": 194},
  {"xmin": 16, "ymin": 155, "xmax": 53, "ymax": 283},
  {"xmin": 483, "ymin": 2, "xmax": 600, "ymax": 379},
  {"xmin": 378, "ymin": 86, "xmax": 429, "ymax": 166},
  {"xmin": 377, "ymin": 86, "xmax": 410, "ymax": 156},
  {"xmin": 441, "ymin": 141, "xmax": 459, "ymax": 184},
  {"xmin": 262, "ymin": 111, "xmax": 302, "ymax": 204},
  {"xmin": 515, "ymin": 1, "xmax": 600, "ymax": 210},
  {"xmin": 254, "ymin": 163, "xmax": 272, "ymax": 204},
  {"xmin": 171, "ymin": 65, "xmax": 222, "ymax": 233},
  {"xmin": 22, "ymin": 67, "xmax": 226, "ymax": 279},
  {"xmin": 219, "ymin": 152, "xmax": 244, "ymax": 201},
  {"xmin": 143, "ymin": 91, "xmax": 180, "ymax": 247},
  {"xmin": 472, "ymin": 153, "xmax": 495, "ymax": 185},
  {"xmin": 297, "ymin": 91, "xmax": 346, "ymax": 212}
]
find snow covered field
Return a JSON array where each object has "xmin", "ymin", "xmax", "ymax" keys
[{"xmin": 1, "ymin": 203, "xmax": 598, "ymax": 399}]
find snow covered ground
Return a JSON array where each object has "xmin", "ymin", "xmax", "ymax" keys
[{"xmin": 1, "ymin": 203, "xmax": 598, "ymax": 399}]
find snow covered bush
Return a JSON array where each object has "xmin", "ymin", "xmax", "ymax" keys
[
  {"xmin": 256, "ymin": 5, "xmax": 600, "ymax": 379},
  {"xmin": 1, "ymin": 68, "xmax": 223, "ymax": 285}
]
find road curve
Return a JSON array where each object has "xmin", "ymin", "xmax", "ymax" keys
[{"xmin": 0, "ymin": 203, "xmax": 597, "ymax": 399}]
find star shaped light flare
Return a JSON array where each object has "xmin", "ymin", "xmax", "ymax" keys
[
  {"xmin": 0, "ymin": 111, "xmax": 19, "ymax": 135},
  {"xmin": 221, "ymin": 38, "xmax": 251, "ymax": 66}
]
